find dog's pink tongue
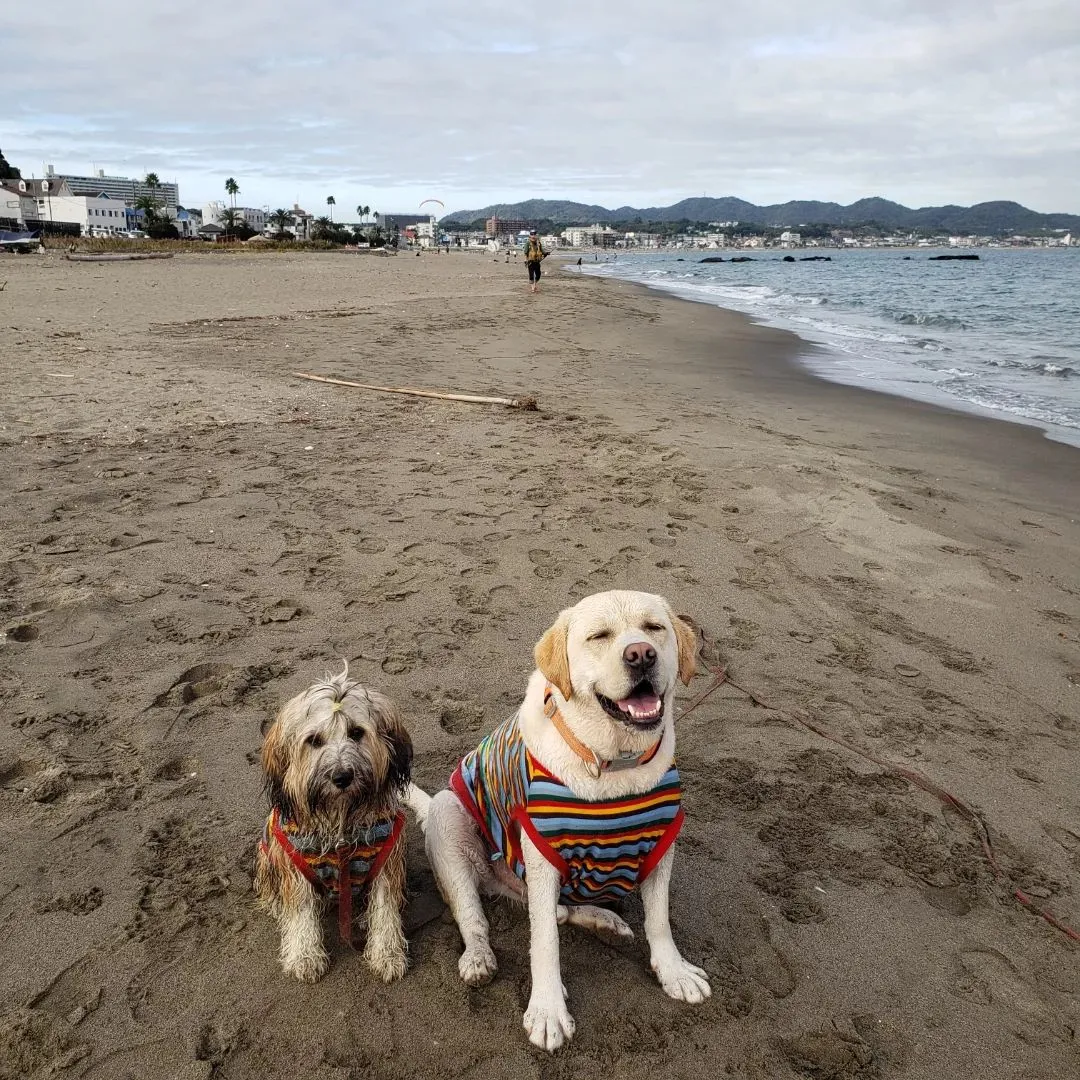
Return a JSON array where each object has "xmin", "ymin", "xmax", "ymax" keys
[{"xmin": 617, "ymin": 691, "xmax": 662, "ymax": 720}]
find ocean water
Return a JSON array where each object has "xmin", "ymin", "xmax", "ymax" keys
[{"xmin": 577, "ymin": 248, "xmax": 1080, "ymax": 448}]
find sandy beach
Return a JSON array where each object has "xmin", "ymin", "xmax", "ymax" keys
[{"xmin": 1, "ymin": 249, "xmax": 1078, "ymax": 1080}]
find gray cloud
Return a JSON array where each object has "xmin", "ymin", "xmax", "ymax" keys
[{"xmin": 4, "ymin": 1, "xmax": 1077, "ymax": 215}]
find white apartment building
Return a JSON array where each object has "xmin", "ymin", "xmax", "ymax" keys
[
  {"xmin": 0, "ymin": 180, "xmax": 38, "ymax": 225},
  {"xmin": 202, "ymin": 200, "xmax": 268, "ymax": 232},
  {"xmin": 79, "ymin": 195, "xmax": 134, "ymax": 235},
  {"xmin": 624, "ymin": 232, "xmax": 663, "ymax": 248},
  {"xmin": 562, "ymin": 224, "xmax": 617, "ymax": 248},
  {"xmin": 47, "ymin": 165, "xmax": 180, "ymax": 210},
  {"xmin": 174, "ymin": 207, "xmax": 202, "ymax": 238},
  {"xmin": 281, "ymin": 204, "xmax": 312, "ymax": 240},
  {"xmin": 1, "ymin": 177, "xmax": 132, "ymax": 235}
]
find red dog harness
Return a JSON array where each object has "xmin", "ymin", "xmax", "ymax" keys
[{"xmin": 260, "ymin": 807, "xmax": 405, "ymax": 944}]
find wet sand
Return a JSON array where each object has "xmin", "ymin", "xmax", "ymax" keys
[{"xmin": 1, "ymin": 249, "xmax": 1078, "ymax": 1079}]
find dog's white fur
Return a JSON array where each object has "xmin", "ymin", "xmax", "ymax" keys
[
  {"xmin": 408, "ymin": 590, "xmax": 709, "ymax": 1051},
  {"xmin": 254, "ymin": 667, "xmax": 412, "ymax": 983}
]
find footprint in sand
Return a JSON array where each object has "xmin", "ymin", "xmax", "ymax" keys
[
  {"xmin": 153, "ymin": 755, "xmax": 200, "ymax": 782},
  {"xmin": 152, "ymin": 663, "xmax": 234, "ymax": 708},
  {"xmin": 381, "ymin": 654, "xmax": 417, "ymax": 676},
  {"xmin": 954, "ymin": 948, "xmax": 1068, "ymax": 1040},
  {"xmin": 1038, "ymin": 609, "xmax": 1075, "ymax": 626},
  {"xmin": 780, "ymin": 1027, "xmax": 874, "ymax": 1076},
  {"xmin": 438, "ymin": 702, "xmax": 485, "ymax": 735},
  {"xmin": 260, "ymin": 599, "xmax": 303, "ymax": 624},
  {"xmin": 527, "ymin": 549, "xmax": 560, "ymax": 580}
]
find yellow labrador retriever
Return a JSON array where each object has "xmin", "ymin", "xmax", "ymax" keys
[{"xmin": 408, "ymin": 589, "xmax": 709, "ymax": 1051}]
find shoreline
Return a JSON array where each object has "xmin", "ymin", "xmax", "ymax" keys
[
  {"xmin": 566, "ymin": 252, "xmax": 1080, "ymax": 451},
  {"xmin": 2, "ymin": 251, "xmax": 1077, "ymax": 1079},
  {"xmin": 583, "ymin": 270, "xmax": 1079, "ymax": 509}
]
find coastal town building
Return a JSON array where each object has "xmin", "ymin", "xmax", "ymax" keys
[
  {"xmin": 1, "ymin": 167, "xmax": 185, "ymax": 236},
  {"xmin": 202, "ymin": 200, "xmax": 268, "ymax": 232},
  {"xmin": 0, "ymin": 179, "xmax": 41, "ymax": 226},
  {"xmin": 485, "ymin": 216, "xmax": 533, "ymax": 240},
  {"xmin": 624, "ymin": 232, "xmax": 662, "ymax": 248},
  {"xmin": 45, "ymin": 166, "xmax": 180, "ymax": 210},
  {"xmin": 284, "ymin": 203, "xmax": 312, "ymax": 241},
  {"xmin": 174, "ymin": 207, "xmax": 202, "ymax": 238},
  {"xmin": 561, "ymin": 224, "xmax": 617, "ymax": 248},
  {"xmin": 0, "ymin": 177, "xmax": 133, "ymax": 235}
]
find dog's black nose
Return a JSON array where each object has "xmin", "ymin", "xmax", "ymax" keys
[
  {"xmin": 623, "ymin": 642, "xmax": 657, "ymax": 669},
  {"xmin": 331, "ymin": 767, "xmax": 354, "ymax": 790}
]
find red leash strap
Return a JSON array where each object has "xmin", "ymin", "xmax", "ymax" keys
[
  {"xmin": 336, "ymin": 842, "xmax": 354, "ymax": 947},
  {"xmin": 337, "ymin": 811, "xmax": 406, "ymax": 947}
]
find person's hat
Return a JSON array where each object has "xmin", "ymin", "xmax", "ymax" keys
[{"xmin": 529, "ymin": 228, "xmax": 537, "ymax": 234}]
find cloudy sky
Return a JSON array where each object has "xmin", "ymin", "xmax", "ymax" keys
[{"xmin": 4, "ymin": 1, "xmax": 1078, "ymax": 217}]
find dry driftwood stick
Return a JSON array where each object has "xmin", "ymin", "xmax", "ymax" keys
[
  {"xmin": 293, "ymin": 372, "xmax": 538, "ymax": 410},
  {"xmin": 64, "ymin": 252, "xmax": 174, "ymax": 262}
]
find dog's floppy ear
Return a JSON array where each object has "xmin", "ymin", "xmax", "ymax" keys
[
  {"xmin": 534, "ymin": 611, "xmax": 573, "ymax": 700},
  {"xmin": 372, "ymin": 693, "xmax": 413, "ymax": 792},
  {"xmin": 261, "ymin": 714, "xmax": 292, "ymax": 816},
  {"xmin": 671, "ymin": 612, "xmax": 699, "ymax": 686},
  {"xmin": 385, "ymin": 723, "xmax": 413, "ymax": 792}
]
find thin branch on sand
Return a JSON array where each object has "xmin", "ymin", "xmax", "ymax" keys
[
  {"xmin": 293, "ymin": 372, "xmax": 538, "ymax": 410},
  {"xmin": 64, "ymin": 253, "xmax": 174, "ymax": 262}
]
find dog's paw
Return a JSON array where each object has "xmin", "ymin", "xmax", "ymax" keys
[
  {"xmin": 459, "ymin": 943, "xmax": 497, "ymax": 986},
  {"xmin": 366, "ymin": 945, "xmax": 408, "ymax": 983},
  {"xmin": 523, "ymin": 994, "xmax": 575, "ymax": 1052},
  {"xmin": 561, "ymin": 904, "xmax": 635, "ymax": 945},
  {"xmin": 651, "ymin": 955, "xmax": 711, "ymax": 1004},
  {"xmin": 282, "ymin": 950, "xmax": 330, "ymax": 983}
]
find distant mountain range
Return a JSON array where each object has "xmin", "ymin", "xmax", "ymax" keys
[{"xmin": 442, "ymin": 197, "xmax": 1080, "ymax": 233}]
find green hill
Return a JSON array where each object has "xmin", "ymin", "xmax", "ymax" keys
[{"xmin": 443, "ymin": 196, "xmax": 1079, "ymax": 233}]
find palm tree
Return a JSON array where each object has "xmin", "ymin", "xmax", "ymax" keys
[
  {"xmin": 312, "ymin": 216, "xmax": 333, "ymax": 240},
  {"xmin": 372, "ymin": 211, "xmax": 379, "ymax": 227},
  {"xmin": 138, "ymin": 172, "xmax": 164, "ymax": 228},
  {"xmin": 133, "ymin": 194, "xmax": 158, "ymax": 227},
  {"xmin": 225, "ymin": 177, "xmax": 239, "ymax": 209},
  {"xmin": 219, "ymin": 207, "xmax": 240, "ymax": 238},
  {"xmin": 268, "ymin": 208, "xmax": 293, "ymax": 238},
  {"xmin": 363, "ymin": 204, "xmax": 370, "ymax": 223},
  {"xmin": 326, "ymin": 195, "xmax": 335, "ymax": 221},
  {"xmin": 356, "ymin": 203, "xmax": 364, "ymax": 223}
]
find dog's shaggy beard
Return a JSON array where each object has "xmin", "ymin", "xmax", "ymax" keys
[{"xmin": 278, "ymin": 740, "xmax": 398, "ymax": 842}]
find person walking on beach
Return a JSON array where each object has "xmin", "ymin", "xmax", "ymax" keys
[{"xmin": 525, "ymin": 229, "xmax": 547, "ymax": 294}]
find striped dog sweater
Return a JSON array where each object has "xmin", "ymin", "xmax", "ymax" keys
[{"xmin": 450, "ymin": 715, "xmax": 683, "ymax": 905}]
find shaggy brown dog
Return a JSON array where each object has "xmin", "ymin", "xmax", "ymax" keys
[{"xmin": 254, "ymin": 666, "xmax": 413, "ymax": 982}]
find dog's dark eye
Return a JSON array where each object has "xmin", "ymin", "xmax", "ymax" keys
[
  {"xmin": 347, "ymin": 728, "xmax": 365, "ymax": 741},
  {"xmin": 643, "ymin": 622, "xmax": 665, "ymax": 633},
  {"xmin": 304, "ymin": 733, "xmax": 324, "ymax": 748},
  {"xmin": 587, "ymin": 629, "xmax": 612, "ymax": 642}
]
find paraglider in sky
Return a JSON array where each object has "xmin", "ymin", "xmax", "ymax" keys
[{"xmin": 419, "ymin": 198, "xmax": 445, "ymax": 212}]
